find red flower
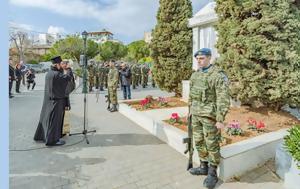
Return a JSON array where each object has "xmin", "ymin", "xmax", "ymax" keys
[
  {"xmin": 140, "ymin": 98, "xmax": 150, "ymax": 106},
  {"xmin": 256, "ymin": 121, "xmax": 265, "ymax": 129},
  {"xmin": 171, "ymin": 113, "xmax": 179, "ymax": 120},
  {"xmin": 247, "ymin": 118, "xmax": 257, "ymax": 126}
]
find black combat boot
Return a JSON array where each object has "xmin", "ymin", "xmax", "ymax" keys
[
  {"xmin": 203, "ymin": 165, "xmax": 218, "ymax": 189},
  {"xmin": 189, "ymin": 161, "xmax": 208, "ymax": 175},
  {"xmin": 109, "ymin": 104, "xmax": 118, "ymax": 112}
]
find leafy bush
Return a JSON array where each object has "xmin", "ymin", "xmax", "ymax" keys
[{"xmin": 284, "ymin": 125, "xmax": 300, "ymax": 169}]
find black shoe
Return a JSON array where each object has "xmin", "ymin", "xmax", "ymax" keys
[
  {"xmin": 16, "ymin": 91, "xmax": 21, "ymax": 93},
  {"xmin": 47, "ymin": 139, "xmax": 66, "ymax": 146},
  {"xmin": 203, "ymin": 165, "xmax": 218, "ymax": 189},
  {"xmin": 189, "ymin": 161, "xmax": 208, "ymax": 175},
  {"xmin": 109, "ymin": 105, "xmax": 118, "ymax": 112},
  {"xmin": 9, "ymin": 95, "xmax": 14, "ymax": 98}
]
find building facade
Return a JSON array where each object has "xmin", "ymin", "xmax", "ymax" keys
[
  {"xmin": 88, "ymin": 29, "xmax": 114, "ymax": 44},
  {"xmin": 188, "ymin": 2, "xmax": 218, "ymax": 70}
]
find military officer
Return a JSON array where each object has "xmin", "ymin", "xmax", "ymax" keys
[{"xmin": 188, "ymin": 48, "xmax": 230, "ymax": 189}]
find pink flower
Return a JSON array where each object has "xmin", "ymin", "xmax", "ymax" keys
[
  {"xmin": 171, "ymin": 113, "xmax": 179, "ymax": 120},
  {"xmin": 228, "ymin": 120, "xmax": 240, "ymax": 129},
  {"xmin": 247, "ymin": 118, "xmax": 257, "ymax": 126},
  {"xmin": 256, "ymin": 121, "xmax": 265, "ymax": 129}
]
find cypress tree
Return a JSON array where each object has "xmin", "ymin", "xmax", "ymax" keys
[
  {"xmin": 215, "ymin": 0, "xmax": 300, "ymax": 110},
  {"xmin": 150, "ymin": 0, "xmax": 193, "ymax": 96}
]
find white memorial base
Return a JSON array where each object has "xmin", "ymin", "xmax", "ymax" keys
[{"xmin": 119, "ymin": 102, "xmax": 288, "ymax": 181}]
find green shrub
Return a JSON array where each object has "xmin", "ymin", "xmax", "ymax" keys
[
  {"xmin": 284, "ymin": 125, "xmax": 300, "ymax": 169},
  {"xmin": 75, "ymin": 68, "xmax": 83, "ymax": 78}
]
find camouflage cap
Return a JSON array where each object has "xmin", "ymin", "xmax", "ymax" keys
[{"xmin": 194, "ymin": 48, "xmax": 212, "ymax": 57}]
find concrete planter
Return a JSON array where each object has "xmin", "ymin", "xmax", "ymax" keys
[
  {"xmin": 284, "ymin": 159, "xmax": 300, "ymax": 189},
  {"xmin": 119, "ymin": 103, "xmax": 288, "ymax": 181}
]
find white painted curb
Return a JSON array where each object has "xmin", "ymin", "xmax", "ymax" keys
[{"xmin": 119, "ymin": 103, "xmax": 288, "ymax": 181}]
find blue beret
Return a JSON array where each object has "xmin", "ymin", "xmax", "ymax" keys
[{"xmin": 194, "ymin": 48, "xmax": 212, "ymax": 57}]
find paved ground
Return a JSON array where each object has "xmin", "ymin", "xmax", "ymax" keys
[{"xmin": 9, "ymin": 73, "xmax": 284, "ymax": 189}]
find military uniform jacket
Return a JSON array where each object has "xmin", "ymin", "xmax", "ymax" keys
[
  {"xmin": 108, "ymin": 67, "xmax": 119, "ymax": 87},
  {"xmin": 189, "ymin": 65, "xmax": 230, "ymax": 122}
]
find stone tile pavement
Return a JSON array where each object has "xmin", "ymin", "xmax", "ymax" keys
[{"xmin": 9, "ymin": 74, "xmax": 284, "ymax": 189}]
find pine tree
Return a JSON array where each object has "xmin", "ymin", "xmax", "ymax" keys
[
  {"xmin": 215, "ymin": 0, "xmax": 300, "ymax": 110},
  {"xmin": 150, "ymin": 0, "xmax": 193, "ymax": 96}
]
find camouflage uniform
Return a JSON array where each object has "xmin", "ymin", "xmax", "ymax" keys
[
  {"xmin": 104, "ymin": 64, "xmax": 110, "ymax": 89},
  {"xmin": 108, "ymin": 67, "xmax": 119, "ymax": 105},
  {"xmin": 189, "ymin": 65, "xmax": 230, "ymax": 166},
  {"xmin": 98, "ymin": 63, "xmax": 106, "ymax": 91},
  {"xmin": 88, "ymin": 65, "xmax": 95, "ymax": 92},
  {"xmin": 136, "ymin": 65, "xmax": 141, "ymax": 86},
  {"xmin": 131, "ymin": 64, "xmax": 138, "ymax": 89},
  {"xmin": 141, "ymin": 64, "xmax": 149, "ymax": 88},
  {"xmin": 95, "ymin": 63, "xmax": 100, "ymax": 89}
]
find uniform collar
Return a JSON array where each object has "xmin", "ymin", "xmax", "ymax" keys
[{"xmin": 198, "ymin": 64, "xmax": 213, "ymax": 73}]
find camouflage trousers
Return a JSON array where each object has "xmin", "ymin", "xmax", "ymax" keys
[
  {"xmin": 89, "ymin": 77, "xmax": 95, "ymax": 90},
  {"xmin": 141, "ymin": 75, "xmax": 148, "ymax": 86},
  {"xmin": 108, "ymin": 86, "xmax": 118, "ymax": 105},
  {"xmin": 132, "ymin": 75, "xmax": 138, "ymax": 87},
  {"xmin": 192, "ymin": 115, "xmax": 221, "ymax": 166}
]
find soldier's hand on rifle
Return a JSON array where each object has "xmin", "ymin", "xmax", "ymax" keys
[{"xmin": 215, "ymin": 122, "xmax": 225, "ymax": 129}]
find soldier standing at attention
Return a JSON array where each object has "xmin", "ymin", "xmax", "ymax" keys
[
  {"xmin": 188, "ymin": 48, "xmax": 230, "ymax": 189},
  {"xmin": 88, "ymin": 64, "xmax": 95, "ymax": 92},
  {"xmin": 107, "ymin": 60, "xmax": 119, "ymax": 112},
  {"xmin": 98, "ymin": 63, "xmax": 106, "ymax": 91}
]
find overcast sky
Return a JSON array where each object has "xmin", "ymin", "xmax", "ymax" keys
[{"xmin": 9, "ymin": 0, "xmax": 211, "ymax": 44}]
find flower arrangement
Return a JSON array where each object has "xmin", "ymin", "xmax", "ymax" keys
[
  {"xmin": 140, "ymin": 98, "xmax": 151, "ymax": 109},
  {"xmin": 247, "ymin": 118, "xmax": 266, "ymax": 132},
  {"xmin": 169, "ymin": 113, "xmax": 181, "ymax": 124},
  {"xmin": 226, "ymin": 120, "xmax": 243, "ymax": 136},
  {"xmin": 157, "ymin": 97, "xmax": 168, "ymax": 107}
]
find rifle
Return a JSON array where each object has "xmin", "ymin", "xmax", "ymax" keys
[
  {"xmin": 183, "ymin": 108, "xmax": 193, "ymax": 170},
  {"xmin": 105, "ymin": 88, "xmax": 111, "ymax": 110}
]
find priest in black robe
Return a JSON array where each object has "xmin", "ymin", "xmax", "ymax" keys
[{"xmin": 34, "ymin": 56, "xmax": 72, "ymax": 146}]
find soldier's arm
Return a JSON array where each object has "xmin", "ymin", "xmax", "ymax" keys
[
  {"xmin": 188, "ymin": 74, "xmax": 195, "ymax": 106},
  {"xmin": 113, "ymin": 70, "xmax": 119, "ymax": 87},
  {"xmin": 215, "ymin": 73, "xmax": 230, "ymax": 123}
]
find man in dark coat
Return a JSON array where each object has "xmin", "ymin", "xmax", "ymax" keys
[
  {"xmin": 9, "ymin": 58, "xmax": 15, "ymax": 98},
  {"xmin": 33, "ymin": 56, "xmax": 72, "ymax": 146},
  {"xmin": 119, "ymin": 63, "xmax": 132, "ymax": 99},
  {"xmin": 15, "ymin": 63, "xmax": 23, "ymax": 93}
]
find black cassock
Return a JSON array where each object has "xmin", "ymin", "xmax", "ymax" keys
[{"xmin": 34, "ymin": 67, "xmax": 71, "ymax": 145}]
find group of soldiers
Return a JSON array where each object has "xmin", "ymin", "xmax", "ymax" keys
[{"xmin": 87, "ymin": 61, "xmax": 154, "ymax": 92}]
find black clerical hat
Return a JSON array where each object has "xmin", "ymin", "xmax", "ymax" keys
[{"xmin": 50, "ymin": 56, "xmax": 62, "ymax": 64}]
